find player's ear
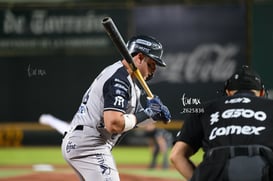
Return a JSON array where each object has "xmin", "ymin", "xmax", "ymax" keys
[
  {"xmin": 225, "ymin": 89, "xmax": 231, "ymax": 96},
  {"xmin": 259, "ymin": 89, "xmax": 266, "ymax": 97},
  {"xmin": 225, "ymin": 89, "xmax": 236, "ymax": 96},
  {"xmin": 132, "ymin": 53, "xmax": 141, "ymax": 65},
  {"xmin": 138, "ymin": 53, "xmax": 146, "ymax": 63}
]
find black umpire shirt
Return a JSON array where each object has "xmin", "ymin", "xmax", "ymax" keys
[{"xmin": 176, "ymin": 91, "xmax": 273, "ymax": 180}]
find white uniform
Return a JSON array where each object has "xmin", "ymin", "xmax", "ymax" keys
[{"xmin": 61, "ymin": 61, "xmax": 142, "ymax": 181}]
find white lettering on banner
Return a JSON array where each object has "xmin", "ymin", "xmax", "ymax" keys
[
  {"xmin": 209, "ymin": 125, "xmax": 266, "ymax": 140},
  {"xmin": 150, "ymin": 44, "xmax": 238, "ymax": 84},
  {"xmin": 222, "ymin": 109, "xmax": 267, "ymax": 121},
  {"xmin": 0, "ymin": 38, "xmax": 108, "ymax": 49},
  {"xmin": 30, "ymin": 10, "xmax": 105, "ymax": 34},
  {"xmin": 3, "ymin": 10, "xmax": 26, "ymax": 34},
  {"xmin": 225, "ymin": 97, "xmax": 251, "ymax": 104},
  {"xmin": 3, "ymin": 10, "xmax": 105, "ymax": 35}
]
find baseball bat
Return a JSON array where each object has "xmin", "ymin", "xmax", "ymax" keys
[{"xmin": 101, "ymin": 17, "xmax": 153, "ymax": 98}]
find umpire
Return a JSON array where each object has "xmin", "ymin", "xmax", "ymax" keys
[{"xmin": 170, "ymin": 65, "xmax": 273, "ymax": 181}]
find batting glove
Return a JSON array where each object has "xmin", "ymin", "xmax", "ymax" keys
[{"xmin": 136, "ymin": 96, "xmax": 171, "ymax": 124}]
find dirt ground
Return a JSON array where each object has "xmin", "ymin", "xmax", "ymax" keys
[
  {"xmin": 0, "ymin": 165, "xmax": 184, "ymax": 181},
  {"xmin": 0, "ymin": 173, "xmax": 181, "ymax": 181}
]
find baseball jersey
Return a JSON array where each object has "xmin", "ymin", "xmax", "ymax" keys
[
  {"xmin": 69, "ymin": 61, "xmax": 142, "ymax": 150},
  {"xmin": 176, "ymin": 91, "xmax": 273, "ymax": 153}
]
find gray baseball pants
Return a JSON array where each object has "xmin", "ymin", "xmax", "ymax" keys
[{"xmin": 61, "ymin": 125, "xmax": 120, "ymax": 181}]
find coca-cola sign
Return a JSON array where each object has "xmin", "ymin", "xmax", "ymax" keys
[{"xmin": 151, "ymin": 43, "xmax": 238, "ymax": 84}]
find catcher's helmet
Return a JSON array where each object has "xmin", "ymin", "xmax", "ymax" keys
[
  {"xmin": 224, "ymin": 65, "xmax": 264, "ymax": 91},
  {"xmin": 127, "ymin": 35, "xmax": 166, "ymax": 67}
]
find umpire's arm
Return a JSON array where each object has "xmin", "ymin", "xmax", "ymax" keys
[{"xmin": 170, "ymin": 141, "xmax": 196, "ymax": 180}]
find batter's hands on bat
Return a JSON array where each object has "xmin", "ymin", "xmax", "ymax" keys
[{"xmin": 145, "ymin": 96, "xmax": 171, "ymax": 124}]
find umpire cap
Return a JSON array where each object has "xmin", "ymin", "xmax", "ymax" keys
[
  {"xmin": 225, "ymin": 65, "xmax": 264, "ymax": 91},
  {"xmin": 127, "ymin": 35, "xmax": 166, "ymax": 67}
]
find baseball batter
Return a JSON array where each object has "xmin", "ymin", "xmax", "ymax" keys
[
  {"xmin": 61, "ymin": 35, "xmax": 171, "ymax": 181},
  {"xmin": 170, "ymin": 65, "xmax": 273, "ymax": 181}
]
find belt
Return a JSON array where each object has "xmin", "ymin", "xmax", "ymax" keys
[
  {"xmin": 63, "ymin": 125, "xmax": 84, "ymax": 138},
  {"xmin": 206, "ymin": 145, "xmax": 273, "ymax": 159},
  {"xmin": 74, "ymin": 125, "xmax": 84, "ymax": 131}
]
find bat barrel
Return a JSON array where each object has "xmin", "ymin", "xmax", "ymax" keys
[
  {"xmin": 101, "ymin": 17, "xmax": 153, "ymax": 98},
  {"xmin": 101, "ymin": 17, "xmax": 137, "ymax": 71}
]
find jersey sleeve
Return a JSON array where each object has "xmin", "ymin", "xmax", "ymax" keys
[
  {"xmin": 175, "ymin": 113, "xmax": 204, "ymax": 152},
  {"xmin": 103, "ymin": 73, "xmax": 131, "ymax": 113}
]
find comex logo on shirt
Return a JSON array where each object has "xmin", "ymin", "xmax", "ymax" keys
[
  {"xmin": 209, "ymin": 125, "xmax": 266, "ymax": 140},
  {"xmin": 208, "ymin": 108, "xmax": 267, "ymax": 140}
]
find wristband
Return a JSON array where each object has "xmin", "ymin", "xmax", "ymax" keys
[{"xmin": 123, "ymin": 114, "xmax": 137, "ymax": 132}]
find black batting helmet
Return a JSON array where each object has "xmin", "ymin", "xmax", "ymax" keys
[
  {"xmin": 224, "ymin": 65, "xmax": 264, "ymax": 91},
  {"xmin": 127, "ymin": 35, "xmax": 166, "ymax": 67}
]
